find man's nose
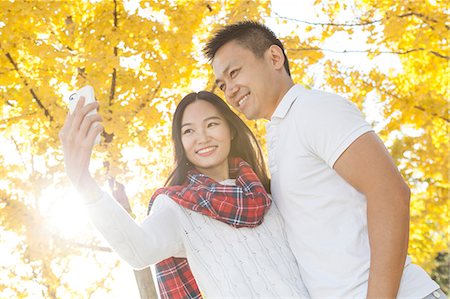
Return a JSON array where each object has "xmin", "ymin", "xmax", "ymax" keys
[{"xmin": 225, "ymin": 82, "xmax": 239, "ymax": 102}]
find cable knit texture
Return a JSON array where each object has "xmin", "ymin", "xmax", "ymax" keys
[
  {"xmin": 84, "ymin": 180, "xmax": 309, "ymax": 298},
  {"xmin": 171, "ymin": 197, "xmax": 308, "ymax": 297}
]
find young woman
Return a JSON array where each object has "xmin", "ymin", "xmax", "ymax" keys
[{"xmin": 60, "ymin": 91, "xmax": 309, "ymax": 298}]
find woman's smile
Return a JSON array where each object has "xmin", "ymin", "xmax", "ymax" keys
[{"xmin": 196, "ymin": 145, "xmax": 218, "ymax": 157}]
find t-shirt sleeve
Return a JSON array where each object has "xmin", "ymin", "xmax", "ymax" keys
[
  {"xmin": 84, "ymin": 192, "xmax": 184, "ymax": 269},
  {"xmin": 295, "ymin": 91, "xmax": 373, "ymax": 168}
]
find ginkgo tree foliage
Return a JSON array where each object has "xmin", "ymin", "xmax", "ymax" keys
[
  {"xmin": 0, "ymin": 0, "xmax": 448, "ymax": 297},
  {"xmin": 0, "ymin": 0, "xmax": 270, "ymax": 297}
]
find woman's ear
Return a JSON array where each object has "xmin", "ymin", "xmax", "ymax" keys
[{"xmin": 231, "ymin": 128, "xmax": 237, "ymax": 140}]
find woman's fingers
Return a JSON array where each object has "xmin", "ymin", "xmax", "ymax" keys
[
  {"xmin": 59, "ymin": 95, "xmax": 104, "ymax": 190},
  {"xmin": 60, "ymin": 98, "xmax": 84, "ymax": 141},
  {"xmin": 60, "ymin": 97, "xmax": 85, "ymax": 143},
  {"xmin": 70, "ymin": 99, "xmax": 98, "ymax": 133},
  {"xmin": 64, "ymin": 99, "xmax": 99, "ymax": 143},
  {"xmin": 79, "ymin": 113, "xmax": 103, "ymax": 140},
  {"xmin": 69, "ymin": 96, "xmax": 86, "ymax": 127},
  {"xmin": 85, "ymin": 122, "xmax": 103, "ymax": 146},
  {"xmin": 74, "ymin": 95, "xmax": 86, "ymax": 113}
]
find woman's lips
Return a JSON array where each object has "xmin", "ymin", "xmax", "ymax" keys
[{"xmin": 196, "ymin": 146, "xmax": 218, "ymax": 157}]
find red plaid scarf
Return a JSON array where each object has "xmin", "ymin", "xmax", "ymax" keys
[{"xmin": 147, "ymin": 157, "xmax": 271, "ymax": 299}]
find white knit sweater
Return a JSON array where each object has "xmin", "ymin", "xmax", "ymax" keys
[{"xmin": 84, "ymin": 180, "xmax": 309, "ymax": 298}]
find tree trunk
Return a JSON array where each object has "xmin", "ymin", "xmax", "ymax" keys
[{"xmin": 133, "ymin": 267, "xmax": 158, "ymax": 299}]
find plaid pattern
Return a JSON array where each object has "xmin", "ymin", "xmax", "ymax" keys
[
  {"xmin": 155, "ymin": 258, "xmax": 201, "ymax": 299},
  {"xmin": 148, "ymin": 157, "xmax": 271, "ymax": 299}
]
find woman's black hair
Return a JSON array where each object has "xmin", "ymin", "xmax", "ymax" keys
[{"xmin": 165, "ymin": 91, "xmax": 270, "ymax": 192}]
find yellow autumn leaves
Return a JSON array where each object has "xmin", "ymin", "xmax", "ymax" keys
[{"xmin": 0, "ymin": 0, "xmax": 448, "ymax": 297}]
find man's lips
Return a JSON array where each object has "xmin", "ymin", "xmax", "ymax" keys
[{"xmin": 237, "ymin": 93, "xmax": 250, "ymax": 108}]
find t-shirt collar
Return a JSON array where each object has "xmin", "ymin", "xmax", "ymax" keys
[{"xmin": 271, "ymin": 84, "xmax": 304, "ymax": 120}]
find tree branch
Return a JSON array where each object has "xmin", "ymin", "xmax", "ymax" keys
[
  {"xmin": 0, "ymin": 112, "xmax": 37, "ymax": 124},
  {"xmin": 412, "ymin": 105, "xmax": 449, "ymax": 123},
  {"xmin": 288, "ymin": 47, "xmax": 449, "ymax": 60},
  {"xmin": 360, "ymin": 79, "xmax": 450, "ymax": 123},
  {"xmin": 274, "ymin": 11, "xmax": 449, "ymax": 30},
  {"xmin": 2, "ymin": 49, "xmax": 54, "ymax": 121},
  {"xmin": 10, "ymin": 137, "xmax": 29, "ymax": 172},
  {"xmin": 400, "ymin": 11, "xmax": 450, "ymax": 30},
  {"xmin": 133, "ymin": 82, "xmax": 161, "ymax": 117},
  {"xmin": 429, "ymin": 51, "xmax": 450, "ymax": 60},
  {"xmin": 109, "ymin": 0, "xmax": 118, "ymax": 111},
  {"xmin": 109, "ymin": 51, "xmax": 117, "ymax": 109},
  {"xmin": 273, "ymin": 12, "xmax": 383, "ymax": 27}
]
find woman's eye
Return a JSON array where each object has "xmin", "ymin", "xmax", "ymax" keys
[
  {"xmin": 219, "ymin": 83, "xmax": 225, "ymax": 91},
  {"xmin": 182, "ymin": 128, "xmax": 193, "ymax": 135},
  {"xmin": 207, "ymin": 122, "xmax": 219, "ymax": 128},
  {"xmin": 230, "ymin": 69, "xmax": 239, "ymax": 78}
]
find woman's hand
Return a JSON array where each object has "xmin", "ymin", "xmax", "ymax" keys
[{"xmin": 59, "ymin": 97, "xmax": 103, "ymax": 194}]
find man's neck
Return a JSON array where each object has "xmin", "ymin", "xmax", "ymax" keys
[{"xmin": 265, "ymin": 80, "xmax": 295, "ymax": 120}]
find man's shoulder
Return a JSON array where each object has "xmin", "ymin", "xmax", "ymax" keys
[
  {"xmin": 297, "ymin": 86, "xmax": 348, "ymax": 103},
  {"xmin": 289, "ymin": 87, "xmax": 357, "ymax": 117},
  {"xmin": 282, "ymin": 87, "xmax": 366, "ymax": 142}
]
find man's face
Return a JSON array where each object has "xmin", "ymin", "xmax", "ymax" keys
[{"xmin": 212, "ymin": 41, "xmax": 279, "ymax": 120}]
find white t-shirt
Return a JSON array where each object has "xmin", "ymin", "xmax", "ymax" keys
[
  {"xmin": 266, "ymin": 84, "xmax": 439, "ymax": 298},
  {"xmin": 84, "ymin": 179, "xmax": 310, "ymax": 298}
]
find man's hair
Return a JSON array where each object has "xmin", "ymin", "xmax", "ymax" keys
[{"xmin": 203, "ymin": 21, "xmax": 291, "ymax": 77}]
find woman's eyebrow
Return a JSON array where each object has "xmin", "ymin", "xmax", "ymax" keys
[
  {"xmin": 181, "ymin": 115, "xmax": 222, "ymax": 128},
  {"xmin": 203, "ymin": 116, "xmax": 222, "ymax": 122}
]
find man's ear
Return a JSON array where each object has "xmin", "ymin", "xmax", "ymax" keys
[{"xmin": 268, "ymin": 44, "xmax": 285, "ymax": 70}]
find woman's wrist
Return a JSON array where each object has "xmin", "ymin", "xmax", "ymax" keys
[{"xmin": 76, "ymin": 175, "xmax": 103, "ymax": 204}]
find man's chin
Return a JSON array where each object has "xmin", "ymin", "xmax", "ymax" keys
[
  {"xmin": 240, "ymin": 109, "xmax": 253, "ymax": 120},
  {"xmin": 243, "ymin": 111, "xmax": 259, "ymax": 120}
]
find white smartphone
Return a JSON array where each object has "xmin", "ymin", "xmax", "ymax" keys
[{"xmin": 64, "ymin": 85, "xmax": 101, "ymax": 144}]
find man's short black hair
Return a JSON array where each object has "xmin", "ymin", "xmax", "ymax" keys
[{"xmin": 203, "ymin": 21, "xmax": 291, "ymax": 77}]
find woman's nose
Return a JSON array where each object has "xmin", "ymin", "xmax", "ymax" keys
[{"xmin": 196, "ymin": 128, "xmax": 210, "ymax": 144}]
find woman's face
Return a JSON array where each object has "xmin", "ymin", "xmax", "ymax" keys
[{"xmin": 181, "ymin": 100, "xmax": 232, "ymax": 181}]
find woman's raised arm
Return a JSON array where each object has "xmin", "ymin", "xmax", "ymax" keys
[{"xmin": 59, "ymin": 96, "xmax": 104, "ymax": 202}]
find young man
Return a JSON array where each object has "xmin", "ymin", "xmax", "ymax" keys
[{"xmin": 204, "ymin": 21, "xmax": 443, "ymax": 299}]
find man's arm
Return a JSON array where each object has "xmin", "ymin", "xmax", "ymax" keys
[{"xmin": 333, "ymin": 131, "xmax": 410, "ymax": 299}]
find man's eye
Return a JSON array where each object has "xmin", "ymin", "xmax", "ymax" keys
[
  {"xmin": 219, "ymin": 83, "xmax": 225, "ymax": 91},
  {"xmin": 230, "ymin": 69, "xmax": 239, "ymax": 78}
]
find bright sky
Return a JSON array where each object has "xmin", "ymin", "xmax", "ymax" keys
[
  {"xmin": 1, "ymin": 1, "xmax": 405, "ymax": 298},
  {"xmin": 269, "ymin": 0, "xmax": 403, "ymax": 132}
]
